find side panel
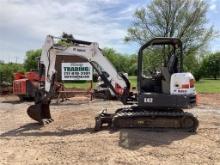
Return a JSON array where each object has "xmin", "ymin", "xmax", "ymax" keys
[
  {"xmin": 13, "ymin": 79, "xmax": 27, "ymax": 95},
  {"xmin": 138, "ymin": 93, "xmax": 196, "ymax": 109}
]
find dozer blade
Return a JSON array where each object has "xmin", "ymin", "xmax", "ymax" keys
[{"xmin": 27, "ymin": 103, "xmax": 53, "ymax": 124}]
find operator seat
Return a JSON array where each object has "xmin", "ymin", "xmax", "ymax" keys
[
  {"xmin": 168, "ymin": 54, "xmax": 178, "ymax": 74},
  {"xmin": 161, "ymin": 54, "xmax": 178, "ymax": 94}
]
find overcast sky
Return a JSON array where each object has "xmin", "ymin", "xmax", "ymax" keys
[{"xmin": 0, "ymin": 0, "xmax": 220, "ymax": 63}]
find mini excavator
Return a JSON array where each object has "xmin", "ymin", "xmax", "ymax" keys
[{"xmin": 27, "ymin": 35, "xmax": 198, "ymax": 132}]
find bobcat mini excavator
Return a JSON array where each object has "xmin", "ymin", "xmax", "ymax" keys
[{"xmin": 27, "ymin": 35, "xmax": 198, "ymax": 132}]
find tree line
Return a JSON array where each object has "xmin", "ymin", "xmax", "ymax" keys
[
  {"xmin": 0, "ymin": 62, "xmax": 24, "ymax": 83},
  {"xmin": 1, "ymin": 47, "xmax": 219, "ymax": 84}
]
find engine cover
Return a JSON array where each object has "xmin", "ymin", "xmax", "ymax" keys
[{"xmin": 170, "ymin": 72, "xmax": 196, "ymax": 95}]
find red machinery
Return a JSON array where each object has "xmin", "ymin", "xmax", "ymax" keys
[{"xmin": 13, "ymin": 71, "xmax": 41, "ymax": 100}]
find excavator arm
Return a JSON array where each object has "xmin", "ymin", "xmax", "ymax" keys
[
  {"xmin": 41, "ymin": 35, "xmax": 129, "ymax": 98},
  {"xmin": 27, "ymin": 35, "xmax": 133, "ymax": 124}
]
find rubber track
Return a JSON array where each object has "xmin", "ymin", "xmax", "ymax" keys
[{"xmin": 112, "ymin": 108, "xmax": 199, "ymax": 132}]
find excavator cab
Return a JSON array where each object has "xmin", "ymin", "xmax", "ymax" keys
[
  {"xmin": 137, "ymin": 38, "xmax": 196, "ymax": 109},
  {"xmin": 138, "ymin": 38, "xmax": 182, "ymax": 93}
]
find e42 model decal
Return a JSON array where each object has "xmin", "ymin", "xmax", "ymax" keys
[{"xmin": 144, "ymin": 98, "xmax": 153, "ymax": 103}]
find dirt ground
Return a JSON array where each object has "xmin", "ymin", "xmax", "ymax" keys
[{"xmin": 0, "ymin": 94, "xmax": 220, "ymax": 165}]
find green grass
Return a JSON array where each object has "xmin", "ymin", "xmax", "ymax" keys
[
  {"xmin": 64, "ymin": 81, "xmax": 96, "ymax": 89},
  {"xmin": 128, "ymin": 76, "xmax": 137, "ymax": 88},
  {"xmin": 64, "ymin": 77, "xmax": 220, "ymax": 93},
  {"xmin": 63, "ymin": 77, "xmax": 138, "ymax": 90},
  {"xmin": 195, "ymin": 79, "xmax": 220, "ymax": 93}
]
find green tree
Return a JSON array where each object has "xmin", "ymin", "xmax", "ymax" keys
[
  {"xmin": 24, "ymin": 49, "xmax": 42, "ymax": 71},
  {"xmin": 102, "ymin": 48, "xmax": 137, "ymax": 75},
  {"xmin": 0, "ymin": 63, "xmax": 25, "ymax": 83},
  {"xmin": 127, "ymin": 54, "xmax": 137, "ymax": 75},
  {"xmin": 183, "ymin": 53, "xmax": 203, "ymax": 81},
  {"xmin": 125, "ymin": 0, "xmax": 214, "ymax": 54},
  {"xmin": 102, "ymin": 48, "xmax": 119, "ymax": 70},
  {"xmin": 57, "ymin": 32, "xmax": 75, "ymax": 46},
  {"xmin": 201, "ymin": 53, "xmax": 220, "ymax": 79},
  {"xmin": 125, "ymin": 0, "xmax": 215, "ymax": 72}
]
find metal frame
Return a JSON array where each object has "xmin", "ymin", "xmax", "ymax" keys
[{"xmin": 137, "ymin": 37, "xmax": 183, "ymax": 93}]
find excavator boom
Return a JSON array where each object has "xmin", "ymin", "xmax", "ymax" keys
[{"xmin": 27, "ymin": 35, "xmax": 132, "ymax": 124}]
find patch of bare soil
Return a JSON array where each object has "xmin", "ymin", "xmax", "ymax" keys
[
  {"xmin": 198, "ymin": 93, "xmax": 220, "ymax": 108},
  {"xmin": 0, "ymin": 94, "xmax": 220, "ymax": 164}
]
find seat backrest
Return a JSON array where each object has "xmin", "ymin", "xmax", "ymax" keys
[
  {"xmin": 161, "ymin": 67, "xmax": 170, "ymax": 94},
  {"xmin": 160, "ymin": 54, "xmax": 178, "ymax": 94},
  {"xmin": 167, "ymin": 54, "xmax": 178, "ymax": 74}
]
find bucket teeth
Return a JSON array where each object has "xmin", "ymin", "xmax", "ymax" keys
[
  {"xmin": 27, "ymin": 103, "xmax": 53, "ymax": 124},
  {"xmin": 42, "ymin": 118, "xmax": 53, "ymax": 125}
]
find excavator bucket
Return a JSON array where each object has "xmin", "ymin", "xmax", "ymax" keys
[{"xmin": 27, "ymin": 102, "xmax": 53, "ymax": 124}]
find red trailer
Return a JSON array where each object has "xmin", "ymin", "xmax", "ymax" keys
[{"xmin": 13, "ymin": 71, "xmax": 40, "ymax": 100}]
